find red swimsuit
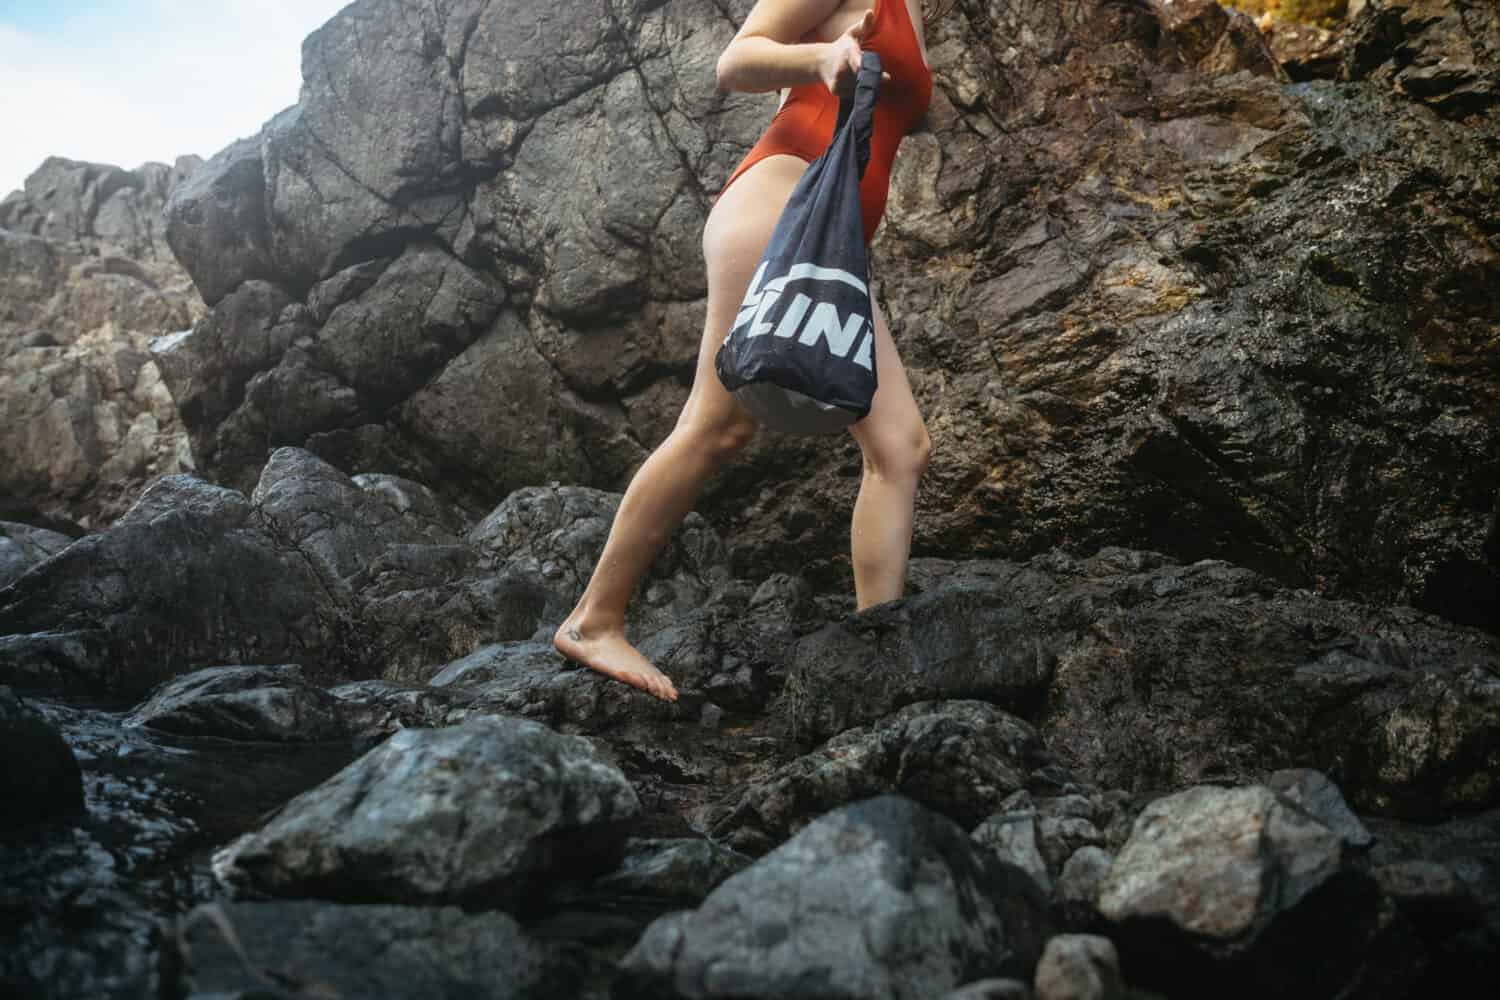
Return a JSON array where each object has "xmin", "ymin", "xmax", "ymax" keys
[{"xmin": 719, "ymin": 0, "xmax": 933, "ymax": 244}]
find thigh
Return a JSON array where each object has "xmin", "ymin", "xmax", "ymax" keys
[
  {"xmin": 849, "ymin": 292, "xmax": 927, "ymax": 455},
  {"xmin": 678, "ymin": 154, "xmax": 811, "ymax": 430}
]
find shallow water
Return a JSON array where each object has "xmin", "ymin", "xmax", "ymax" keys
[{"xmin": 2, "ymin": 691, "xmax": 361, "ymax": 998}]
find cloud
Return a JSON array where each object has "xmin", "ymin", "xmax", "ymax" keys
[{"xmin": 1, "ymin": 1, "xmax": 350, "ymax": 196}]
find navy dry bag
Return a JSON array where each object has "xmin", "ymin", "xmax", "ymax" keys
[{"xmin": 715, "ymin": 52, "xmax": 882, "ymax": 435}]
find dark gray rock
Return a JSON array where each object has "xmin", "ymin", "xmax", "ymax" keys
[
  {"xmin": 617, "ymin": 794, "xmax": 1050, "ymax": 1000},
  {"xmin": 710, "ymin": 701, "xmax": 1048, "ymax": 855},
  {"xmin": 1342, "ymin": 0, "xmax": 1500, "ymax": 129},
  {"xmin": 781, "ymin": 567, "xmax": 1062, "ymax": 742},
  {"xmin": 973, "ymin": 805, "xmax": 1052, "ymax": 897},
  {"xmin": 149, "ymin": 280, "xmax": 309, "ymax": 481},
  {"xmin": 212, "ymin": 715, "xmax": 640, "ymax": 908},
  {"xmin": 0, "ymin": 521, "xmax": 73, "ymax": 588},
  {"xmin": 163, "ymin": 136, "xmax": 275, "ymax": 306},
  {"xmin": 249, "ymin": 447, "xmax": 545, "ymax": 682},
  {"xmin": 124, "ymin": 664, "xmax": 350, "ymax": 742},
  {"xmin": 328, "ymin": 678, "xmax": 464, "ymax": 739},
  {"xmin": 163, "ymin": 899, "xmax": 584, "ymax": 999},
  {"xmin": 1373, "ymin": 860, "xmax": 1485, "ymax": 938},
  {"xmin": 1362, "ymin": 806, "xmax": 1500, "ymax": 995},
  {"xmin": 0, "ymin": 686, "xmax": 83, "ymax": 831},
  {"xmin": 466, "ymin": 484, "xmax": 730, "ymax": 636},
  {"xmin": 1055, "ymin": 847, "xmax": 1114, "ymax": 932},
  {"xmin": 595, "ymin": 837, "xmax": 751, "ymax": 902},
  {"xmin": 0, "ymin": 473, "xmax": 324, "ymax": 694}
]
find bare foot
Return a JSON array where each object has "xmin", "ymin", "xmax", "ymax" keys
[{"xmin": 553, "ymin": 619, "xmax": 679, "ymax": 702}]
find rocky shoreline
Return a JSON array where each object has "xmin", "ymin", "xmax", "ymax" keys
[
  {"xmin": 3, "ymin": 0, "xmax": 1498, "ymax": 997},
  {"xmin": 4, "ymin": 447, "xmax": 1498, "ymax": 997}
]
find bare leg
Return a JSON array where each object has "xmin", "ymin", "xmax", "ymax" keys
[
  {"xmin": 847, "ymin": 295, "xmax": 931, "ymax": 610},
  {"xmin": 554, "ymin": 154, "xmax": 813, "ymax": 701}
]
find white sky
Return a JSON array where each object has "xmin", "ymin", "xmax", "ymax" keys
[{"xmin": 0, "ymin": 0, "xmax": 352, "ymax": 196}]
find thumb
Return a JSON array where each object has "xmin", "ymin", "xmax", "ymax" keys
[{"xmin": 849, "ymin": 9, "xmax": 876, "ymax": 40}]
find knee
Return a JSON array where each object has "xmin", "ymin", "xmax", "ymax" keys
[
  {"xmin": 863, "ymin": 422, "xmax": 931, "ymax": 486},
  {"xmin": 681, "ymin": 413, "xmax": 756, "ymax": 465}
]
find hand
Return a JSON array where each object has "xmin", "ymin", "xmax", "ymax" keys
[{"xmin": 816, "ymin": 10, "xmax": 890, "ymax": 99}]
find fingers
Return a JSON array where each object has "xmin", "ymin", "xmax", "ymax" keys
[{"xmin": 849, "ymin": 9, "xmax": 876, "ymax": 40}]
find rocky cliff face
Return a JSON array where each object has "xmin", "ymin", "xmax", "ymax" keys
[
  {"xmin": 1, "ymin": 156, "xmax": 206, "ymax": 529},
  {"xmin": 155, "ymin": 0, "xmax": 1498, "ymax": 632}
]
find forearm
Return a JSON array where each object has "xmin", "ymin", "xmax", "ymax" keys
[{"xmin": 716, "ymin": 36, "xmax": 830, "ymax": 93}]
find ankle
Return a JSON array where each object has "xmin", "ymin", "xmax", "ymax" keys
[{"xmin": 559, "ymin": 608, "xmax": 624, "ymax": 640}]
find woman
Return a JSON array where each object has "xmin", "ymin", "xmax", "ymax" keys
[{"xmin": 554, "ymin": 0, "xmax": 943, "ymax": 702}]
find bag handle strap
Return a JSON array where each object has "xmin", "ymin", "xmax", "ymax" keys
[{"xmin": 832, "ymin": 51, "xmax": 882, "ymax": 180}]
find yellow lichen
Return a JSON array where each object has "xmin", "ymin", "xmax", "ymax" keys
[{"xmin": 1220, "ymin": 0, "xmax": 1349, "ymax": 28}]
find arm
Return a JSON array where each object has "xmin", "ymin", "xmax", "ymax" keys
[{"xmin": 716, "ymin": 0, "xmax": 874, "ymax": 97}]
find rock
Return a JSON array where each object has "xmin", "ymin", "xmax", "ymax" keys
[
  {"xmin": 248, "ymin": 447, "xmax": 546, "ymax": 682},
  {"xmin": 0, "ymin": 474, "xmax": 324, "ymax": 694},
  {"xmin": 1035, "ymin": 816, "xmax": 1106, "ymax": 875},
  {"xmin": 710, "ymin": 701, "xmax": 1049, "ymax": 855},
  {"xmin": 1264, "ymin": 17, "xmax": 1348, "ymax": 79},
  {"xmin": 466, "ymin": 485, "xmax": 730, "ymax": 636},
  {"xmin": 973, "ymin": 807, "xmax": 1053, "ymax": 896},
  {"xmin": 328, "ymin": 678, "xmax": 465, "ymax": 740},
  {"xmin": 212, "ymin": 716, "xmax": 640, "ymax": 908},
  {"xmin": 1265, "ymin": 767, "xmax": 1374, "ymax": 849},
  {"xmin": 1055, "ymin": 847, "xmax": 1114, "ymax": 931},
  {"xmin": 943, "ymin": 981, "xmax": 1033, "ymax": 1000},
  {"xmin": 1362, "ymin": 806, "xmax": 1500, "ymax": 994},
  {"xmin": 123, "ymin": 664, "xmax": 350, "ymax": 742},
  {"xmin": 1032, "ymin": 934, "xmax": 1123, "ymax": 1000},
  {"xmin": 163, "ymin": 136, "xmax": 276, "ymax": 306},
  {"xmin": 1342, "ymin": 0, "xmax": 1500, "ymax": 127},
  {"xmin": 580, "ymin": 837, "xmax": 752, "ymax": 904},
  {"xmin": 1, "ymin": 157, "xmax": 203, "ymax": 529},
  {"xmin": 617, "ymin": 795, "xmax": 1050, "ymax": 999},
  {"xmin": 1373, "ymin": 860, "xmax": 1485, "ymax": 938},
  {"xmin": 162, "ymin": 899, "xmax": 584, "ymax": 999},
  {"xmin": 781, "ymin": 568, "xmax": 1062, "ymax": 741},
  {"xmin": 0, "ymin": 521, "xmax": 73, "ymax": 588},
  {"xmin": 146, "ymin": 0, "xmax": 1499, "ymax": 637},
  {"xmin": 0, "ymin": 686, "xmax": 83, "ymax": 831},
  {"xmin": 1339, "ymin": 666, "xmax": 1500, "ymax": 816},
  {"xmin": 1097, "ymin": 783, "xmax": 1416, "ymax": 998}
]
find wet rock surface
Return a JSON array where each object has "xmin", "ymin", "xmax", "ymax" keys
[
  {"xmin": 212, "ymin": 716, "xmax": 641, "ymax": 908},
  {"xmin": 163, "ymin": 899, "xmax": 589, "ymax": 999},
  {"xmin": 617, "ymin": 795, "xmax": 1050, "ymax": 1000},
  {"xmin": 123, "ymin": 664, "xmax": 353, "ymax": 742},
  {"xmin": 0, "ymin": 686, "xmax": 83, "ymax": 831}
]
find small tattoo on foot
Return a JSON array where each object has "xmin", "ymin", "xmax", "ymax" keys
[{"xmin": 566, "ymin": 628, "xmax": 582, "ymax": 642}]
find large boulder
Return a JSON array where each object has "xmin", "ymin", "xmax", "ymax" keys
[
  {"xmin": 1097, "ymin": 783, "xmax": 1420, "ymax": 998},
  {"xmin": 212, "ymin": 716, "xmax": 641, "ymax": 908},
  {"xmin": 617, "ymin": 794, "xmax": 1050, "ymax": 999}
]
